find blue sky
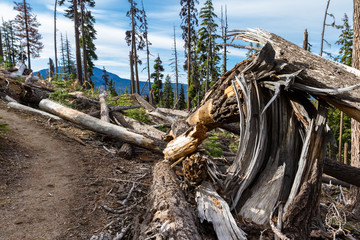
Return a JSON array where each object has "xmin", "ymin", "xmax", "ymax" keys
[{"xmin": 0, "ymin": 0, "xmax": 354, "ymax": 84}]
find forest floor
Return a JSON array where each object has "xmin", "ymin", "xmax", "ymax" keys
[{"xmin": 0, "ymin": 100, "xmax": 158, "ymax": 240}]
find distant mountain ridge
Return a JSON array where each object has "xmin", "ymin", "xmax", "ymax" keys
[{"xmin": 36, "ymin": 66, "xmax": 187, "ymax": 97}]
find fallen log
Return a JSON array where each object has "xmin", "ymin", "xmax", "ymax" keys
[
  {"xmin": 110, "ymin": 111, "xmax": 165, "ymax": 140},
  {"xmin": 139, "ymin": 160, "xmax": 201, "ymax": 240},
  {"xmin": 323, "ymin": 158, "xmax": 360, "ymax": 187},
  {"xmin": 8, "ymin": 102, "xmax": 62, "ymax": 121},
  {"xmin": 322, "ymin": 175, "xmax": 351, "ymax": 188},
  {"xmin": 88, "ymin": 105, "xmax": 141, "ymax": 118},
  {"xmin": 39, "ymin": 99, "xmax": 165, "ymax": 152},
  {"xmin": 99, "ymin": 92, "xmax": 110, "ymax": 122},
  {"xmin": 133, "ymin": 93, "xmax": 155, "ymax": 111}
]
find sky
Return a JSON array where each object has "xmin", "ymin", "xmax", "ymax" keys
[{"xmin": 0, "ymin": 0, "xmax": 354, "ymax": 85}]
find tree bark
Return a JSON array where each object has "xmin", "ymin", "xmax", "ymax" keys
[
  {"xmin": 39, "ymin": 99, "xmax": 165, "ymax": 152},
  {"xmin": 73, "ymin": 0, "xmax": 83, "ymax": 86},
  {"xmin": 350, "ymin": 0, "xmax": 360, "ymax": 219},
  {"xmin": 23, "ymin": 0, "xmax": 31, "ymax": 70},
  {"xmin": 0, "ymin": 22, "xmax": 3, "ymax": 60},
  {"xmin": 186, "ymin": 2, "xmax": 191, "ymax": 111},
  {"xmin": 54, "ymin": 0, "xmax": 58, "ymax": 75},
  {"xmin": 129, "ymin": 51, "xmax": 135, "ymax": 94},
  {"xmin": 139, "ymin": 160, "xmax": 202, "ymax": 240},
  {"xmin": 303, "ymin": 29, "xmax": 308, "ymax": 50},
  {"xmin": 80, "ymin": 0, "xmax": 89, "ymax": 86}
]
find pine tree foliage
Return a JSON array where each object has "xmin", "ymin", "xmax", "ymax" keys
[
  {"xmin": 101, "ymin": 66, "xmax": 109, "ymax": 91},
  {"xmin": 180, "ymin": 0, "xmax": 198, "ymax": 110},
  {"xmin": 151, "ymin": 55, "xmax": 164, "ymax": 105},
  {"xmin": 178, "ymin": 84, "xmax": 186, "ymax": 110},
  {"xmin": 59, "ymin": 0, "xmax": 97, "ymax": 78},
  {"xmin": 60, "ymin": 33, "xmax": 76, "ymax": 80},
  {"xmin": 196, "ymin": 0, "xmax": 221, "ymax": 92},
  {"xmin": 326, "ymin": 13, "xmax": 353, "ymax": 161},
  {"xmin": 334, "ymin": 14, "xmax": 353, "ymax": 66},
  {"xmin": 141, "ymin": 0, "xmax": 152, "ymax": 97},
  {"xmin": 13, "ymin": 0, "xmax": 44, "ymax": 70},
  {"xmin": 1, "ymin": 20, "xmax": 19, "ymax": 67},
  {"xmin": 108, "ymin": 78, "xmax": 118, "ymax": 97},
  {"xmin": 162, "ymin": 75, "xmax": 174, "ymax": 108}
]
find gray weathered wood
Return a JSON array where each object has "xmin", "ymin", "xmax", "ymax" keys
[
  {"xmin": 230, "ymin": 28, "xmax": 360, "ymax": 122},
  {"xmin": 133, "ymin": 93, "xmax": 155, "ymax": 111},
  {"xmin": 196, "ymin": 181, "xmax": 247, "ymax": 240},
  {"xmin": 8, "ymin": 102, "xmax": 61, "ymax": 121},
  {"xmin": 99, "ymin": 92, "xmax": 110, "ymax": 122}
]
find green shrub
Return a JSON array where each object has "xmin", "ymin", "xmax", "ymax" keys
[{"xmin": 203, "ymin": 134, "xmax": 223, "ymax": 157}]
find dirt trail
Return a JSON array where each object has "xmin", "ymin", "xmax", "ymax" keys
[{"xmin": 0, "ymin": 106, "xmax": 110, "ymax": 240}]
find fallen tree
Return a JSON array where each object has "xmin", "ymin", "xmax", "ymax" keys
[
  {"xmin": 39, "ymin": 99, "xmax": 166, "ymax": 153},
  {"xmin": 139, "ymin": 160, "xmax": 202, "ymax": 239}
]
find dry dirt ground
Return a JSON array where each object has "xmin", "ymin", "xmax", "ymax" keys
[{"xmin": 0, "ymin": 101, "xmax": 157, "ymax": 240}]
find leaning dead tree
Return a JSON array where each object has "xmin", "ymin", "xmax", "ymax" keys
[{"xmin": 161, "ymin": 29, "xmax": 360, "ymax": 239}]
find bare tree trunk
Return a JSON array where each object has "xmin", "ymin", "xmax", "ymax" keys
[
  {"xmin": 186, "ymin": 3, "xmax": 191, "ymax": 111},
  {"xmin": 338, "ymin": 111, "xmax": 344, "ymax": 161},
  {"xmin": 80, "ymin": 0, "xmax": 89, "ymax": 86},
  {"xmin": 73, "ymin": 0, "xmax": 83, "ymax": 86},
  {"xmin": 129, "ymin": 50, "xmax": 135, "ymax": 94},
  {"xmin": 146, "ymin": 28, "xmax": 151, "ymax": 103},
  {"xmin": 221, "ymin": 5, "xmax": 228, "ymax": 74},
  {"xmin": 303, "ymin": 29, "xmax": 308, "ymax": 50},
  {"xmin": 320, "ymin": 0, "xmax": 330, "ymax": 56},
  {"xmin": 54, "ymin": 0, "xmax": 58, "ymax": 75},
  {"xmin": 350, "ymin": 0, "xmax": 360, "ymax": 218},
  {"xmin": 23, "ymin": 0, "xmax": 31, "ymax": 70},
  {"xmin": 0, "ymin": 28, "xmax": 3, "ymax": 60},
  {"xmin": 174, "ymin": 26, "xmax": 179, "ymax": 108}
]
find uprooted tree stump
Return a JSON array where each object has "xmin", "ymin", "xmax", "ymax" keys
[{"xmin": 160, "ymin": 28, "xmax": 360, "ymax": 239}]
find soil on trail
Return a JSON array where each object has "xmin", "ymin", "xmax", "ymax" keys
[{"xmin": 0, "ymin": 102, "xmax": 154, "ymax": 240}]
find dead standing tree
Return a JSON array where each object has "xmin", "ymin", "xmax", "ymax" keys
[{"xmin": 160, "ymin": 29, "xmax": 360, "ymax": 239}]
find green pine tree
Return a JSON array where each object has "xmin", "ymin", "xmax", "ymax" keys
[
  {"xmin": 180, "ymin": 0, "xmax": 199, "ymax": 110},
  {"xmin": 151, "ymin": 55, "xmax": 164, "ymax": 105},
  {"xmin": 162, "ymin": 75, "xmax": 174, "ymax": 108},
  {"xmin": 196, "ymin": 0, "xmax": 221, "ymax": 95},
  {"xmin": 334, "ymin": 14, "xmax": 353, "ymax": 66},
  {"xmin": 108, "ymin": 78, "xmax": 118, "ymax": 96},
  {"xmin": 178, "ymin": 84, "xmax": 186, "ymax": 109},
  {"xmin": 101, "ymin": 66, "xmax": 109, "ymax": 91},
  {"xmin": 326, "ymin": 13, "xmax": 353, "ymax": 162},
  {"xmin": 1, "ymin": 20, "xmax": 19, "ymax": 67}
]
